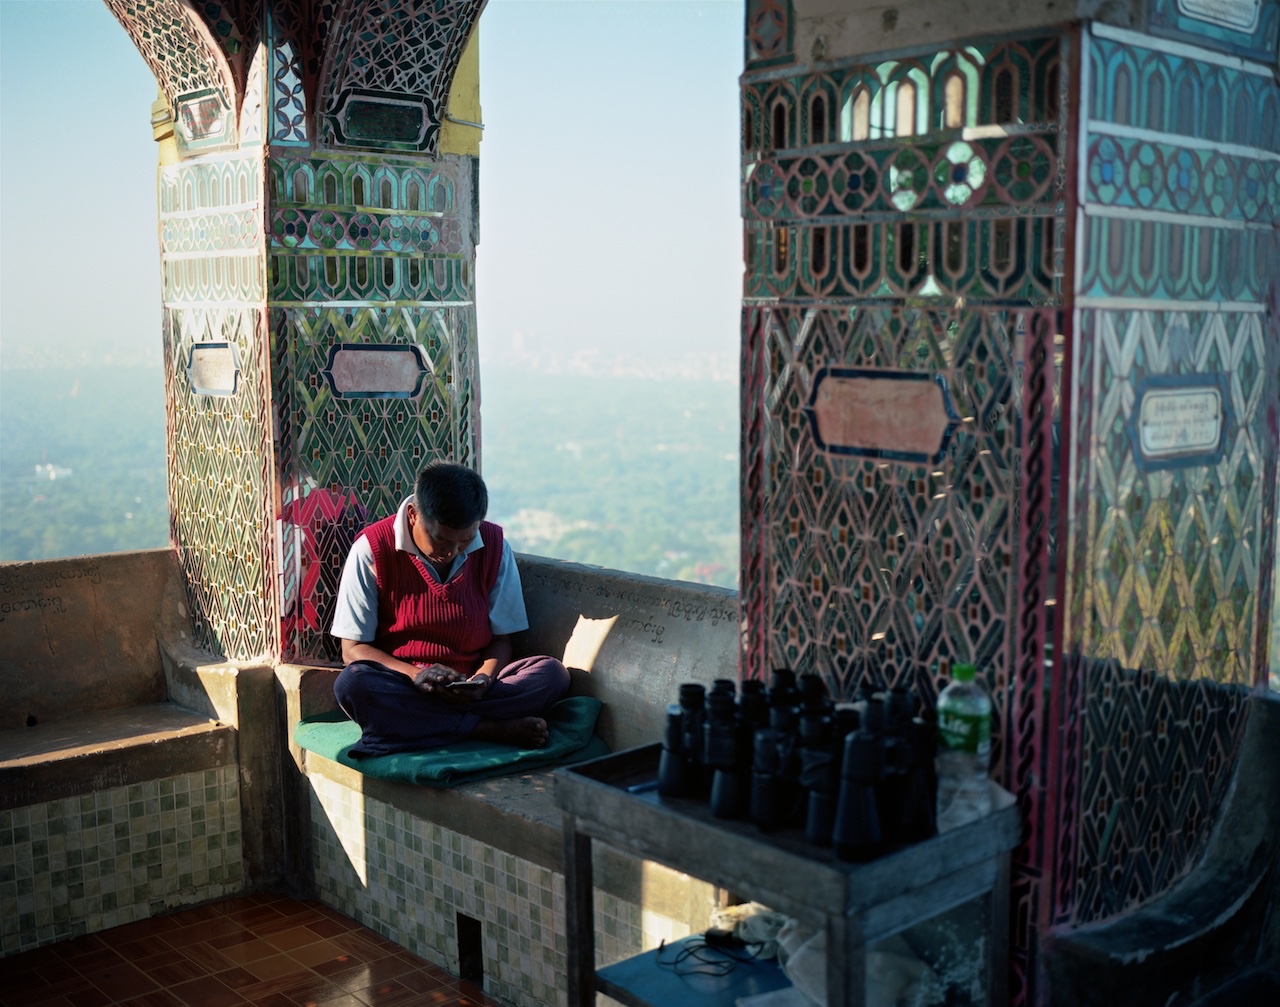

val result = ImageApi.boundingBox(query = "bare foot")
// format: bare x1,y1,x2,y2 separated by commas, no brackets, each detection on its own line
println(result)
472,716,549,748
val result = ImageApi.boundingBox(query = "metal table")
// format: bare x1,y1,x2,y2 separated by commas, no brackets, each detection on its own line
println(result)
554,743,1019,1007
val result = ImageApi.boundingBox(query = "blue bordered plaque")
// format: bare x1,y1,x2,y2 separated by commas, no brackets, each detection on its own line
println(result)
1126,373,1233,472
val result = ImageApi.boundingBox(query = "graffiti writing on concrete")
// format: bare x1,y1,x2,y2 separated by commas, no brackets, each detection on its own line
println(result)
614,616,665,645
0,563,100,621
0,596,66,620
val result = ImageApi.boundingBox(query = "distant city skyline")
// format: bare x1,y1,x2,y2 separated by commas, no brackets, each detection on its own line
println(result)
0,1,744,375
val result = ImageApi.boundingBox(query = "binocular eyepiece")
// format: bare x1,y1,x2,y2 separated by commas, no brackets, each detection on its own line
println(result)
657,683,710,799
657,675,938,860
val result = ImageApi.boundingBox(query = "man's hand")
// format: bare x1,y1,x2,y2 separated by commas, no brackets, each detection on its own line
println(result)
411,663,465,695
412,666,492,705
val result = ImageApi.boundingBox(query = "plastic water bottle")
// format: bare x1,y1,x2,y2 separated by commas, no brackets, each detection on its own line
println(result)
934,662,992,832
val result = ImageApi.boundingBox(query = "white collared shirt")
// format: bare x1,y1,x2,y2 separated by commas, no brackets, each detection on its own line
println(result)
330,496,529,643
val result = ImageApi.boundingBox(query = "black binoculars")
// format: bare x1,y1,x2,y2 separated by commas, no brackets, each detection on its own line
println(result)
657,673,938,861
657,683,710,799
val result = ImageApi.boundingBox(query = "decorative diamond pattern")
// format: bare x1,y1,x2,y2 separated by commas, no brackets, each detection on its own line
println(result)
107,0,237,153
272,151,477,662
164,303,277,658
129,6,481,663
319,0,484,155
740,20,1270,1005
1053,29,1279,940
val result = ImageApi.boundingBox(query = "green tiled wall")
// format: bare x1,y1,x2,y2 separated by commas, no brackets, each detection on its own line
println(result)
308,774,688,1007
0,766,244,956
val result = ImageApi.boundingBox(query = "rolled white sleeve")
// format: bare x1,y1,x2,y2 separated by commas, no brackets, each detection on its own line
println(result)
488,539,529,635
330,536,379,642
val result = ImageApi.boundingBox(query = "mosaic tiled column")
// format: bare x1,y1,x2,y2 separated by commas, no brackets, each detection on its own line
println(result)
106,0,486,662
739,1,1278,1003
1054,7,1279,930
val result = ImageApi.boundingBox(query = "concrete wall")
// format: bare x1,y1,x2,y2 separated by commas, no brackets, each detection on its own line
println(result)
0,550,181,730
515,554,740,751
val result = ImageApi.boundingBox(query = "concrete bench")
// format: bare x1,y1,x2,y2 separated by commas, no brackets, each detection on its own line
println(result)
0,551,242,956
1,546,744,1002
287,554,741,1007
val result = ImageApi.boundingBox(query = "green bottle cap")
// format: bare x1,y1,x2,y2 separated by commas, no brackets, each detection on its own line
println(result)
952,662,976,682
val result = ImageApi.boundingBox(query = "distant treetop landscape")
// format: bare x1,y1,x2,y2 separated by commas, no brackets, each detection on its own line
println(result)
0,360,740,590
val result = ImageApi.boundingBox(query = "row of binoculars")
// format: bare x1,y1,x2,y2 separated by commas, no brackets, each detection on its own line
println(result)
657,669,937,862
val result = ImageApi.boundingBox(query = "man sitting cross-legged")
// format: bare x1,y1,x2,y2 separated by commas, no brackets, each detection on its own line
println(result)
331,462,569,756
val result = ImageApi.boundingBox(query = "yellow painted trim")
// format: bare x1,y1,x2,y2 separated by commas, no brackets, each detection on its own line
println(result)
439,26,482,157
152,90,180,165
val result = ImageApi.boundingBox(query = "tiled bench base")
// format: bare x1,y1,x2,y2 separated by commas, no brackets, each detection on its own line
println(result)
0,766,245,956
308,773,694,1007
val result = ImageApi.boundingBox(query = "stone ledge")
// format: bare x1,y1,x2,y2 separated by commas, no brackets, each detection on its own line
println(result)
302,747,718,925
302,749,565,870
0,702,237,811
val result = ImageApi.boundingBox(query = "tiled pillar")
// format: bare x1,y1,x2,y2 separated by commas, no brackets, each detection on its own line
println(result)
105,1,486,662
738,1,1277,1002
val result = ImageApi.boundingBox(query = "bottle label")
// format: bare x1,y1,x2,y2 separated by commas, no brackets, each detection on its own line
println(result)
937,708,991,756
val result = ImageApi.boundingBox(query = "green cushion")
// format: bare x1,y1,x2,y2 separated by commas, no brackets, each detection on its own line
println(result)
293,695,608,788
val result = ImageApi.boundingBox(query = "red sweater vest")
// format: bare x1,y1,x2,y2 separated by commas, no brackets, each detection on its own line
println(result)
363,516,504,674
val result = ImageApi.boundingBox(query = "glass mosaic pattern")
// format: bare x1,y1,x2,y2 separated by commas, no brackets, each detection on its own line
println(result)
741,15,1279,1006
115,9,482,663
308,775,690,1007
1148,0,1280,62
1055,23,1280,928
267,1,338,146
160,154,278,660
745,0,793,68
740,36,1065,1003
0,767,244,957
319,0,485,155
105,0,235,134
270,153,479,663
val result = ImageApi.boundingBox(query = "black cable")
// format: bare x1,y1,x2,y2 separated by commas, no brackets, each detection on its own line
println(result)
655,934,764,977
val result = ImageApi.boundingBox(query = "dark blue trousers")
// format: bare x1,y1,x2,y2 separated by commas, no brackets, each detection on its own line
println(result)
333,656,570,756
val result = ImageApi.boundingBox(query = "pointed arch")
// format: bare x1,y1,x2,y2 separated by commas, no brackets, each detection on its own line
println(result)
186,0,259,100
318,0,486,154
104,0,239,152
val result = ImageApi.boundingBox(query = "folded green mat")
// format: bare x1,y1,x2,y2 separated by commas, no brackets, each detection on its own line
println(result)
293,695,609,788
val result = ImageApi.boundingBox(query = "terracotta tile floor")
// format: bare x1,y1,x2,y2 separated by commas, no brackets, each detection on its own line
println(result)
0,894,503,1007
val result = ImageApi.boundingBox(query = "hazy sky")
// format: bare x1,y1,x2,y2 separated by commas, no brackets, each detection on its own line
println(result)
0,0,744,370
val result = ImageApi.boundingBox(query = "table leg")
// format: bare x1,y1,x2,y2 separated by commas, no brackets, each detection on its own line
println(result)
989,852,1011,1007
563,813,595,1007
827,915,865,1007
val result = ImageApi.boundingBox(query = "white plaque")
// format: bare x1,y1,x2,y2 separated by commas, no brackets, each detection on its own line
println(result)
1137,387,1223,458
1177,0,1261,32
187,343,239,396
323,345,427,398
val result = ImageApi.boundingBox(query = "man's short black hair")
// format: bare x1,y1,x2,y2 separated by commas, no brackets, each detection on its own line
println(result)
414,462,488,528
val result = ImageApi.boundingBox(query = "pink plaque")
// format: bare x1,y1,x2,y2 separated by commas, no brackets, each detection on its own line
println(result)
806,368,958,463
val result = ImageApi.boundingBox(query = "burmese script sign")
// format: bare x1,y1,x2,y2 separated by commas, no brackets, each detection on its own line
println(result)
1177,0,1261,31
1128,374,1232,471
806,368,959,464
